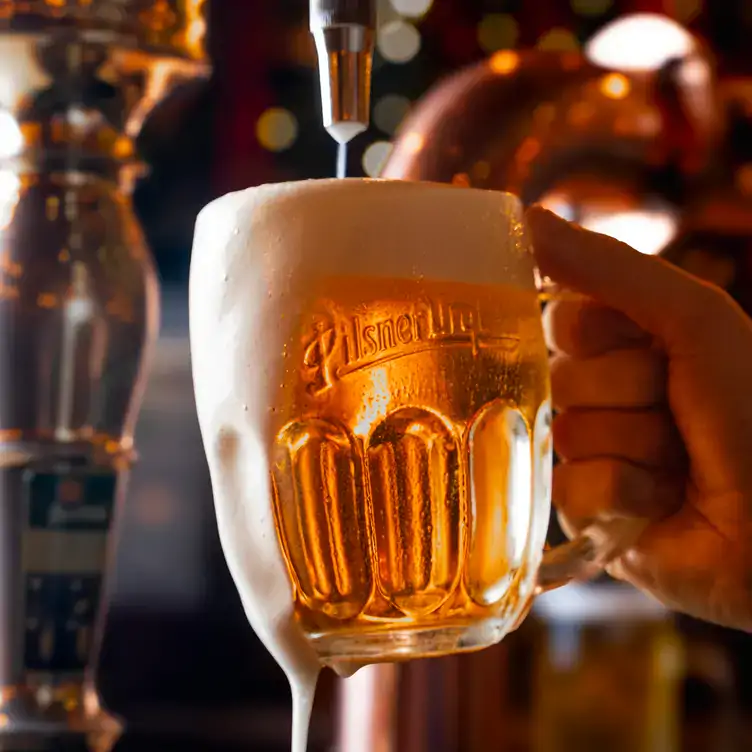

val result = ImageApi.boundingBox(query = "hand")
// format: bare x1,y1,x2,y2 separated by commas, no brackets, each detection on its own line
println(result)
527,206,752,632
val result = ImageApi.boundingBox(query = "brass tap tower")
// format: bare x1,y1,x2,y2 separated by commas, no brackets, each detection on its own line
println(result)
0,2,209,749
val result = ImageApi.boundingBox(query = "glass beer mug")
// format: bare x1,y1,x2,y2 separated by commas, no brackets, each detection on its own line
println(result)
190,179,643,669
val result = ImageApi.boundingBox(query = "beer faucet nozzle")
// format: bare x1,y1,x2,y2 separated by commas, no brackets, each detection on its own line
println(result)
310,0,376,145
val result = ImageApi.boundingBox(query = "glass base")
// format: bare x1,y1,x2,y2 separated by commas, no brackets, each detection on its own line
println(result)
310,618,510,666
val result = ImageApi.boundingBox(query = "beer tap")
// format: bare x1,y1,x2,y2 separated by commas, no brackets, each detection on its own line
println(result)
310,0,377,176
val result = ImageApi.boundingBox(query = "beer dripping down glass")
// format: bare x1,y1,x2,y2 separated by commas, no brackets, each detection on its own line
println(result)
0,1,209,749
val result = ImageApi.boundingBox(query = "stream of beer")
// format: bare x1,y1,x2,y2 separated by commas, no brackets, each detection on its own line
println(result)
337,142,347,179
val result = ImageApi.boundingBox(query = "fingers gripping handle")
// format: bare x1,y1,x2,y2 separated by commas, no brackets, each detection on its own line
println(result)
535,517,650,594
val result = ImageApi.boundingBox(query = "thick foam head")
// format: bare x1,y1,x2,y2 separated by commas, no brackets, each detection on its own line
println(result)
193,178,534,293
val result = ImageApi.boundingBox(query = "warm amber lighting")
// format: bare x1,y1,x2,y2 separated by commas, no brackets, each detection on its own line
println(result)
488,50,519,76
451,173,471,187
112,135,134,160
600,72,631,100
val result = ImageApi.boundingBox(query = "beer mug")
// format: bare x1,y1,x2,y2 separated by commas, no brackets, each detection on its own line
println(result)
190,179,642,668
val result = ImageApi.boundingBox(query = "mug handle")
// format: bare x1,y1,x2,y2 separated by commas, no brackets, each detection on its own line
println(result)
535,517,650,593
533,276,650,594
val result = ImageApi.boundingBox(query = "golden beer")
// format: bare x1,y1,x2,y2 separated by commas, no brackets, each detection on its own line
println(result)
271,275,551,662
191,178,569,672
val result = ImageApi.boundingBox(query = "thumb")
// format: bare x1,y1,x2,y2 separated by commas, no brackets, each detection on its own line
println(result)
526,206,716,348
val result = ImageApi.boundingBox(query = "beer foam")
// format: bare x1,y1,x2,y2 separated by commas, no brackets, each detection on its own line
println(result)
221,178,533,288
189,179,533,752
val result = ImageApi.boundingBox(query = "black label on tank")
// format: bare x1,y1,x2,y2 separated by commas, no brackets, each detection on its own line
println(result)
22,469,118,673
26,472,116,532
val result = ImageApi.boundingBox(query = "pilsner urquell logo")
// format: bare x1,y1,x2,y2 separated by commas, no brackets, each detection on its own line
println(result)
303,297,518,395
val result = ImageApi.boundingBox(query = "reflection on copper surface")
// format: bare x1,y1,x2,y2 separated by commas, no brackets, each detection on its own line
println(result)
585,14,696,72
581,207,678,256
384,51,603,191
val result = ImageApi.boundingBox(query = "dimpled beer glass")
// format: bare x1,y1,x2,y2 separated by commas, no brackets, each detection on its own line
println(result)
191,179,621,668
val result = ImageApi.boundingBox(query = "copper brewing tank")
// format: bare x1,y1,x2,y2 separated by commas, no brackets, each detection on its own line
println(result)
383,40,722,258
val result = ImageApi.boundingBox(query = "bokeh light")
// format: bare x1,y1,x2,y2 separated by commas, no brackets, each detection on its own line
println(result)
389,0,433,19
536,28,580,53
374,94,412,135
477,14,519,54
489,50,520,75
378,20,422,63
255,108,298,152
571,0,614,16
599,72,631,100
363,141,395,177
